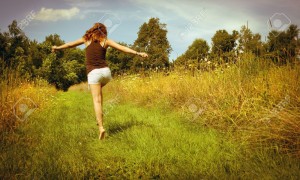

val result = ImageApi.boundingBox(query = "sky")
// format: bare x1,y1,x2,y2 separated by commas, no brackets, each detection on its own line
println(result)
0,0,299,60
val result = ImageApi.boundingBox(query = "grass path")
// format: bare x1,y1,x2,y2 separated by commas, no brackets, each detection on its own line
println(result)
1,91,299,179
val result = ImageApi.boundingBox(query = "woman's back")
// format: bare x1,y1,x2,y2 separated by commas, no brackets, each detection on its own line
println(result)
85,41,107,74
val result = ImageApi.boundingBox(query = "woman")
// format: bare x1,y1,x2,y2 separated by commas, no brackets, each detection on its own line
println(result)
52,23,148,140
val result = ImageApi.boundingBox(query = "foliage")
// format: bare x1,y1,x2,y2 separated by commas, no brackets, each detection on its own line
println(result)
0,21,86,91
175,24,299,66
175,38,209,69
106,42,133,75
132,17,172,72
211,29,238,56
238,25,264,56
266,24,299,63
1,20,299,89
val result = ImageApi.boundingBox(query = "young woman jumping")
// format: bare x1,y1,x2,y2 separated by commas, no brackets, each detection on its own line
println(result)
52,23,148,140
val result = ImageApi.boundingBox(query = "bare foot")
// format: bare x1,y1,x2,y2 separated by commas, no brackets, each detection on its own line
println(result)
99,127,105,140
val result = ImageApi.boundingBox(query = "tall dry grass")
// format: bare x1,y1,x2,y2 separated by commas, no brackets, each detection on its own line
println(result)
0,68,56,133
104,54,300,157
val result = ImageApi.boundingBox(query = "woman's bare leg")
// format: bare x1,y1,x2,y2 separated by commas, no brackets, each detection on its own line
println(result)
90,84,105,139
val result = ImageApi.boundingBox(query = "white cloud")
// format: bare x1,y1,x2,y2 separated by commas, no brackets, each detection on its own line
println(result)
35,7,80,22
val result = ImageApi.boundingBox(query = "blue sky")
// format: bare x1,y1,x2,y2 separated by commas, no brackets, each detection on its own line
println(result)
1,0,299,60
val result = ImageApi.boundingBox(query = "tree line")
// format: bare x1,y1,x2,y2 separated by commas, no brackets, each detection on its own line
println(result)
0,18,299,91
175,24,299,69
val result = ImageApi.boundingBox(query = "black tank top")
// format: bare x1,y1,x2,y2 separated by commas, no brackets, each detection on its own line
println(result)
85,40,107,74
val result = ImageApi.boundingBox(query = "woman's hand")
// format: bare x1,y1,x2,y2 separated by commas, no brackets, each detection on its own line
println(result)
137,52,148,58
51,46,58,53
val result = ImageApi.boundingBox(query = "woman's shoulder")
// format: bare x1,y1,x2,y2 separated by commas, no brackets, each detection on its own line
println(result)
105,38,118,46
84,40,91,47
105,38,112,43
103,38,112,48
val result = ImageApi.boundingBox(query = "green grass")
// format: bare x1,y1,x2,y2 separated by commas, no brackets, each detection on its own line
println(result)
1,91,299,179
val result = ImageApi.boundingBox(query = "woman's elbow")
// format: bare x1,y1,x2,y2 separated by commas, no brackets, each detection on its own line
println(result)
124,47,132,53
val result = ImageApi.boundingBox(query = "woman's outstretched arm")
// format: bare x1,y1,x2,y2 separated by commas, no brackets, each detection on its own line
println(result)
52,38,85,52
106,39,148,58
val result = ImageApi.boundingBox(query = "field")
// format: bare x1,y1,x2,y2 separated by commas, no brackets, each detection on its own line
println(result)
1,56,300,178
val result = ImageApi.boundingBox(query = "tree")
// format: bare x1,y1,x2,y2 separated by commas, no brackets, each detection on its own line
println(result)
1,21,88,91
43,34,65,58
29,40,44,70
0,30,8,62
0,20,30,68
15,46,33,78
266,24,299,63
211,29,238,63
238,25,263,56
211,30,238,55
132,18,172,72
285,24,299,57
175,38,209,69
62,48,86,83
37,34,86,91
106,42,133,74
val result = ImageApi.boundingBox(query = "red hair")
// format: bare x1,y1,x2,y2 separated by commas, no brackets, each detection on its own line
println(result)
83,23,107,42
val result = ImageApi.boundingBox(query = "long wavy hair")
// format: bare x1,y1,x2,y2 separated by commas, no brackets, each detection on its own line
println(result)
83,23,107,42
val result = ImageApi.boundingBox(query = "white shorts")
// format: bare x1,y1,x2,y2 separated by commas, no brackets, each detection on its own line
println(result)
87,67,112,86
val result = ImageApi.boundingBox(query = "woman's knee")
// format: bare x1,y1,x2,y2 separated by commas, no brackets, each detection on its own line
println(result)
93,95,102,104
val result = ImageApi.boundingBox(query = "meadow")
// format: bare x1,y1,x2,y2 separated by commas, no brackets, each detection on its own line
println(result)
1,55,300,179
